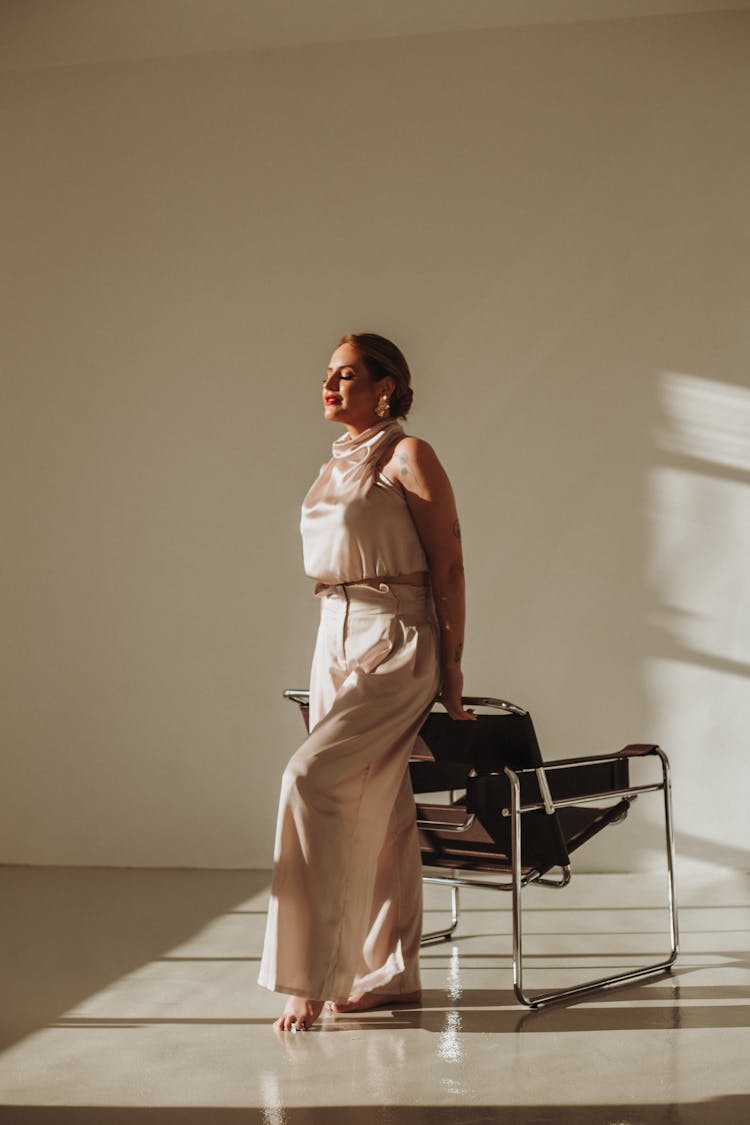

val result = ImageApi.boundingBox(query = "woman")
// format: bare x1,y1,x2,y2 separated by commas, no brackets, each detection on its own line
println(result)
258,332,474,1032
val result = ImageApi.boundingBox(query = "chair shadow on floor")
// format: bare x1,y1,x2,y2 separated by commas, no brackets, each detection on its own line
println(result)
45,961,750,1036
317,966,750,1035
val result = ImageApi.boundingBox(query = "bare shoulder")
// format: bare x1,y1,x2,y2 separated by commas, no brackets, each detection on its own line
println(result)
384,434,449,495
393,434,435,459
389,435,441,474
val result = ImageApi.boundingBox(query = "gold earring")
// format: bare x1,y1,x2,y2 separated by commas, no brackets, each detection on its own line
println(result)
375,392,390,419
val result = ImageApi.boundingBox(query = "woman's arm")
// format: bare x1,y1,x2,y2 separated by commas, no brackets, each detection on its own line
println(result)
385,437,475,722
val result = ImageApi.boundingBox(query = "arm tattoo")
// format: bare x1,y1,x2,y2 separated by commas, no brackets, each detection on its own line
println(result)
454,641,464,664
452,519,461,540
398,450,411,478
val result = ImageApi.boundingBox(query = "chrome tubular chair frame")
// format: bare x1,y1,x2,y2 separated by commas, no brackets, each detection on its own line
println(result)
415,697,679,1009
503,746,679,1008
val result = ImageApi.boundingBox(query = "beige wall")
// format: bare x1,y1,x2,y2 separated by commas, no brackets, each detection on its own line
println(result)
2,11,748,873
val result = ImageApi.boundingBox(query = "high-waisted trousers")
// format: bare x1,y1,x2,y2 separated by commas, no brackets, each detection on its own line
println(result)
257,582,440,1003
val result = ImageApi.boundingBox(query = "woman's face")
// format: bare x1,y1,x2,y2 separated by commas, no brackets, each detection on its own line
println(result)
322,342,392,433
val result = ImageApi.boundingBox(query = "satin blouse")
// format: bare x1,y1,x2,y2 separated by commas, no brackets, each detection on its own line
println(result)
301,419,429,584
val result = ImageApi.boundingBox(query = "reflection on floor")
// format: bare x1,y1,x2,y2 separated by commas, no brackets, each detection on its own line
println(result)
0,867,748,1124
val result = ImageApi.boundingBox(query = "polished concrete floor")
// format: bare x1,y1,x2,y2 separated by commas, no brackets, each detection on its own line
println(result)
0,866,748,1124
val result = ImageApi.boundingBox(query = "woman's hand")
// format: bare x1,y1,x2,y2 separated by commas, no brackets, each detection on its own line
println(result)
440,666,477,721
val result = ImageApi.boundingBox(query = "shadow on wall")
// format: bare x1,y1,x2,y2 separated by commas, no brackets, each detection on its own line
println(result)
642,823,750,873
439,183,750,876
649,372,750,684
643,372,750,872
0,867,267,1054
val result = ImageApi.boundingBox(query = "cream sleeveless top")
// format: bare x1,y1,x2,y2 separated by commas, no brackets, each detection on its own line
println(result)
301,419,429,584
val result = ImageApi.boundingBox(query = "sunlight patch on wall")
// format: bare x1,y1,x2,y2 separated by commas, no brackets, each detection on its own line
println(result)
658,371,750,472
647,370,750,871
650,371,750,669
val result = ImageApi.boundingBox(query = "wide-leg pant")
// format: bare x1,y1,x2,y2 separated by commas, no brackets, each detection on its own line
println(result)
257,582,440,1003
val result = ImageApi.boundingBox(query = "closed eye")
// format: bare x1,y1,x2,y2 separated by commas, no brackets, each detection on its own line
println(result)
323,369,357,382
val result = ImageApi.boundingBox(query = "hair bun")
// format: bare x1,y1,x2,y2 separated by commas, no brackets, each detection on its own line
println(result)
339,332,413,419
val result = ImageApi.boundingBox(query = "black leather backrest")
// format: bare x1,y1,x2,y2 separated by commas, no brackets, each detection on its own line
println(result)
411,710,570,871
416,711,544,772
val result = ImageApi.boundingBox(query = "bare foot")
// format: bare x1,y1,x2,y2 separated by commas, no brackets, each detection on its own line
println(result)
273,996,325,1032
326,989,422,1014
